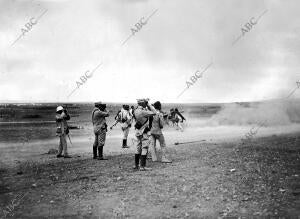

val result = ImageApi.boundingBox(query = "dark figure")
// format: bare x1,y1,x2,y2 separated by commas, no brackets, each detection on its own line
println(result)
92,102,109,160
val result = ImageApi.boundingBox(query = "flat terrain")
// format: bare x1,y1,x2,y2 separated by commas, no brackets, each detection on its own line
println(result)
0,133,299,218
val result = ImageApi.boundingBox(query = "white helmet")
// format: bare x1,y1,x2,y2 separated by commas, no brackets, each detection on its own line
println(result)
56,106,64,112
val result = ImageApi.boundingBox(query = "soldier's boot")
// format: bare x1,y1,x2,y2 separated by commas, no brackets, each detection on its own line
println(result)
98,146,107,160
146,150,152,160
149,144,158,162
122,139,129,148
161,148,172,163
93,147,98,159
133,154,140,170
125,139,129,148
140,155,152,171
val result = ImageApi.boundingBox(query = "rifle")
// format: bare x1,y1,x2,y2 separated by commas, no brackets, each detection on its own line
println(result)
63,104,73,145
110,109,122,130
110,120,119,130
67,133,73,146
174,140,206,145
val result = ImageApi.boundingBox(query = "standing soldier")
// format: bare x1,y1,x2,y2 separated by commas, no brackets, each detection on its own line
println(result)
110,105,133,148
92,101,109,160
109,108,121,130
130,105,136,121
56,106,71,158
168,108,176,126
174,108,186,131
133,99,156,171
149,101,172,163
119,105,132,148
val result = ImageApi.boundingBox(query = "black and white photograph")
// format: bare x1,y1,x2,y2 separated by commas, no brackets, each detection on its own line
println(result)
0,0,300,218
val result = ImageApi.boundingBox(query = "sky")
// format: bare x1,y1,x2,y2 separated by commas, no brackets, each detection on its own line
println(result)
0,0,299,103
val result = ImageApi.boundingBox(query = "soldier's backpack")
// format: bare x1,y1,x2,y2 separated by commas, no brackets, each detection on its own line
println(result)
134,118,149,130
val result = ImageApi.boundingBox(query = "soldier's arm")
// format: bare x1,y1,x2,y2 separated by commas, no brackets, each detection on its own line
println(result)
97,110,109,117
145,103,158,117
114,110,121,120
56,112,68,122
144,110,156,118
56,115,63,122
60,111,70,120
159,113,165,127
64,111,71,120
176,111,186,121
139,111,154,119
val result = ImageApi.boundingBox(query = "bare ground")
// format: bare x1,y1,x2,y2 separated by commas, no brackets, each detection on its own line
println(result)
0,133,300,218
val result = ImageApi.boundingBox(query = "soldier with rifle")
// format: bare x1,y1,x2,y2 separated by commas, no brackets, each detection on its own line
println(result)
55,106,71,158
110,105,132,148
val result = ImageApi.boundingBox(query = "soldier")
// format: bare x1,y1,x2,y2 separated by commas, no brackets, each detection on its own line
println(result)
168,108,186,131
149,101,172,163
174,108,186,131
174,108,185,122
168,108,176,126
55,106,71,158
109,108,121,130
133,99,156,171
120,105,132,148
92,101,109,160
111,105,132,148
130,105,136,121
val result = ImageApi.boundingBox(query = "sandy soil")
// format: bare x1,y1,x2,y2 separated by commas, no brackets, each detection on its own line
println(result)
0,132,299,218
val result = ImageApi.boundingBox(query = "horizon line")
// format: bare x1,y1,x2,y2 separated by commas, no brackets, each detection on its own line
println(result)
0,98,299,105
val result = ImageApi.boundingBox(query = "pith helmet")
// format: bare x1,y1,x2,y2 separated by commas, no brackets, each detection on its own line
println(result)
95,101,102,107
137,98,149,104
56,106,64,112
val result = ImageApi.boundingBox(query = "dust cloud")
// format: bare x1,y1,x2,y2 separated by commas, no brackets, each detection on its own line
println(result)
207,100,300,127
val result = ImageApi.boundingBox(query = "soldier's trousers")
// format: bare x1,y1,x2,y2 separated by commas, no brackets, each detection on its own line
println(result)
122,127,130,140
151,134,166,148
135,134,150,155
58,134,68,156
149,134,170,162
93,130,106,147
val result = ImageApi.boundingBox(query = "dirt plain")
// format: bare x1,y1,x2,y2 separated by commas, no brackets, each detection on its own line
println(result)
0,132,299,218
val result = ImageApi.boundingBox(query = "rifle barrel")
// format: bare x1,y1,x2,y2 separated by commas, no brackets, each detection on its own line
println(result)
174,140,205,145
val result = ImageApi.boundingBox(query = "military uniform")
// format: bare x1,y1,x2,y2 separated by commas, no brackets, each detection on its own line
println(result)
133,99,156,170
174,108,185,131
92,102,109,160
56,106,71,158
149,101,172,163
118,106,132,148
168,108,185,131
